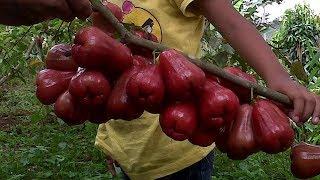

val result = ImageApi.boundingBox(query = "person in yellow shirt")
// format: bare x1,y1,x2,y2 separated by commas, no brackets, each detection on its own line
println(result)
96,1,320,179
1,0,320,180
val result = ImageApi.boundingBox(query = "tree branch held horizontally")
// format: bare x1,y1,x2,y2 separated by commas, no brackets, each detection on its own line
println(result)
89,0,292,106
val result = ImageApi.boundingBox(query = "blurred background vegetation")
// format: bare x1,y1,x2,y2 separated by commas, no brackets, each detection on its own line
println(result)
0,0,319,179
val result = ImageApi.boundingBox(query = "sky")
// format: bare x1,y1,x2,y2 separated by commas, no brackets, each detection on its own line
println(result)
258,0,320,22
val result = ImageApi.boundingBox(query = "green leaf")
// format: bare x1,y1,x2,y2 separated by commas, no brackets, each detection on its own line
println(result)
20,158,30,166
290,61,309,83
213,51,229,67
42,171,53,178
30,112,44,122
58,142,67,150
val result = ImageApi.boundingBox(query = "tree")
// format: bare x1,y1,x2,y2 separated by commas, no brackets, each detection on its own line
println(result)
272,4,320,83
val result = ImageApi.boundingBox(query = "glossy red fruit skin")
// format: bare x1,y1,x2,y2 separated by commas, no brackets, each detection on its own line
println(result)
270,100,291,117
133,55,152,67
226,104,258,160
221,67,257,103
45,44,78,71
88,106,109,124
216,131,231,154
290,142,320,179
189,127,217,147
106,67,144,120
159,49,206,101
91,1,124,37
127,30,158,59
36,69,75,105
69,69,111,106
252,99,295,154
54,91,89,125
199,79,240,130
127,65,165,114
205,71,220,83
72,26,133,75
159,103,198,141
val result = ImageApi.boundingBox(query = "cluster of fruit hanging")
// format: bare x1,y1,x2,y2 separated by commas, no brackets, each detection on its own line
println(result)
34,2,320,179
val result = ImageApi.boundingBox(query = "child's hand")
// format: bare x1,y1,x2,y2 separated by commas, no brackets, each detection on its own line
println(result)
21,0,93,23
268,77,320,125
1,0,92,26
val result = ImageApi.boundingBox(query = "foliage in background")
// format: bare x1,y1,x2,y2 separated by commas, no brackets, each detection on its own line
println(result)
272,4,320,84
0,19,89,85
272,4,319,65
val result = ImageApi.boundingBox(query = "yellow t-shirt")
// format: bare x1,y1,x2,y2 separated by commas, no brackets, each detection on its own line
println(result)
94,0,214,179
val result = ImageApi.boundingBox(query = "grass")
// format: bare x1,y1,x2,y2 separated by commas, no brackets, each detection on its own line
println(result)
0,76,319,179
0,76,117,179
213,150,294,180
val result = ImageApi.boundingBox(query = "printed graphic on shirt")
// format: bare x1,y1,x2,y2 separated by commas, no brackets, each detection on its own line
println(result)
121,0,163,42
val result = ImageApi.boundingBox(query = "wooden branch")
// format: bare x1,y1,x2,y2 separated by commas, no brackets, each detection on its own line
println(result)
90,0,167,52
89,0,292,106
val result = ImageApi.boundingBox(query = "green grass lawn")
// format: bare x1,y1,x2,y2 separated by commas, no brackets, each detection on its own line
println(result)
0,76,319,179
